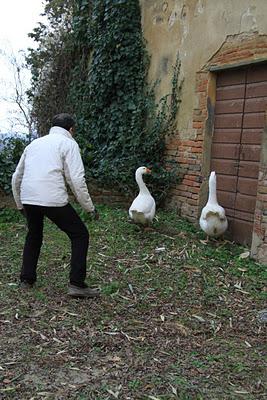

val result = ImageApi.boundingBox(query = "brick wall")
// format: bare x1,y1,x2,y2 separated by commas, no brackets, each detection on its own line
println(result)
165,69,210,221
88,179,130,208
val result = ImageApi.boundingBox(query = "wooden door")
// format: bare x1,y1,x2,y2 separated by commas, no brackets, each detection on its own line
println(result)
211,63,267,245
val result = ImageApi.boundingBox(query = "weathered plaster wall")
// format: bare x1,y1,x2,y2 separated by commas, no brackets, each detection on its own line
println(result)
140,0,267,138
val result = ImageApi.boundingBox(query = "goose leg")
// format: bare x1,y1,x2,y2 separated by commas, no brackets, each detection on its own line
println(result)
144,226,154,232
203,235,209,243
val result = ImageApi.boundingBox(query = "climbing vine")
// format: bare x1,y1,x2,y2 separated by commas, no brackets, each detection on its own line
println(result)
26,0,183,203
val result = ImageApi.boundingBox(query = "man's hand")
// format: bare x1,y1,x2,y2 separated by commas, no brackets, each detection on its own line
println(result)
90,208,99,221
19,208,26,217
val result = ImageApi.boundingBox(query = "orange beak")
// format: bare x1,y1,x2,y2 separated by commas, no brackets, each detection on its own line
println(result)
146,168,152,174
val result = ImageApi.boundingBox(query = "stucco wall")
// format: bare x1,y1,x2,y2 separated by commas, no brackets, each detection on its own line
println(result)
140,0,267,138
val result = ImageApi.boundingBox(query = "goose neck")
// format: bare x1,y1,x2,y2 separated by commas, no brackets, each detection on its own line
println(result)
208,176,218,204
136,173,150,194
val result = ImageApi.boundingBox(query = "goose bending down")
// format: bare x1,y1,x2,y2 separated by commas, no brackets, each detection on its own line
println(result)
199,171,228,238
129,166,156,226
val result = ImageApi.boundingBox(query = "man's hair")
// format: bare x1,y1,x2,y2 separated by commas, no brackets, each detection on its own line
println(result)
52,113,75,131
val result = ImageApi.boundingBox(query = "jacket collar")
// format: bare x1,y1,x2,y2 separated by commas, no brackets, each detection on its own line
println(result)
49,126,74,140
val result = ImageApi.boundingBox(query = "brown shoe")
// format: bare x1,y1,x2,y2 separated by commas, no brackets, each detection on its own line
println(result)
68,284,100,298
19,281,34,289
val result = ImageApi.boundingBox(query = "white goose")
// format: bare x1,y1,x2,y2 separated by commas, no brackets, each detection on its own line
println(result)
129,166,156,226
199,171,228,238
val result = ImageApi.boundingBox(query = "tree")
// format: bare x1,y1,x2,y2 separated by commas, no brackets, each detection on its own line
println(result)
26,0,77,135
0,49,35,140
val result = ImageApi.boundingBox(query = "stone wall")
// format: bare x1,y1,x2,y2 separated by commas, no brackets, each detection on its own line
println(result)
0,184,130,211
88,179,131,208
0,190,15,209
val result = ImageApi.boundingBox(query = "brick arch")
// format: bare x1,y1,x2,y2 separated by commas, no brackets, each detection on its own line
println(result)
204,32,267,70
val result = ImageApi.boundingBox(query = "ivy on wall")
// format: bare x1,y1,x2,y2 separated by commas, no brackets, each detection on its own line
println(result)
24,0,183,203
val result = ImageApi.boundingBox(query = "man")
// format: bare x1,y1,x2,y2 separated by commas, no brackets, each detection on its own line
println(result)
12,113,100,298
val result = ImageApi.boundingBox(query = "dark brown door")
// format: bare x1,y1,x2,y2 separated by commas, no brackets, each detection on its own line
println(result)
211,63,267,245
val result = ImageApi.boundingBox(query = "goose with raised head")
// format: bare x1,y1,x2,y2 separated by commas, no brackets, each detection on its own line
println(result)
129,166,156,226
199,171,228,238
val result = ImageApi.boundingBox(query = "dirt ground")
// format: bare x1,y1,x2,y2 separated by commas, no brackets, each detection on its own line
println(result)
0,206,266,399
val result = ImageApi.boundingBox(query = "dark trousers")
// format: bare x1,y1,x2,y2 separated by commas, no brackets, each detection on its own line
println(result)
21,204,89,287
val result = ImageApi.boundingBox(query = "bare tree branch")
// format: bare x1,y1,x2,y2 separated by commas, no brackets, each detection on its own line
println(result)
0,48,35,140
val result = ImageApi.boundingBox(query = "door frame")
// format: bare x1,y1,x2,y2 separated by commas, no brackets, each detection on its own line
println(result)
199,61,267,256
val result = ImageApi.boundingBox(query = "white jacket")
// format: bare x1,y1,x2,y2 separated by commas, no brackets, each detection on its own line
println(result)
11,126,95,212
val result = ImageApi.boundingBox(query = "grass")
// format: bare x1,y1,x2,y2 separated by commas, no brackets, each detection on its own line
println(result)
0,204,266,400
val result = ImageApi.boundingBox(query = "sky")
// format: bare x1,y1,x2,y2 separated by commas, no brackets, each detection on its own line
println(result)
0,0,45,134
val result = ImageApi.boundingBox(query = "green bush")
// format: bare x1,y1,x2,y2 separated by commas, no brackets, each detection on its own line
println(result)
0,136,28,193
0,207,24,223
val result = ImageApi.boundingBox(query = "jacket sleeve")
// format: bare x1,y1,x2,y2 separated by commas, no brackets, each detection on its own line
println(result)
11,150,26,209
63,142,95,212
